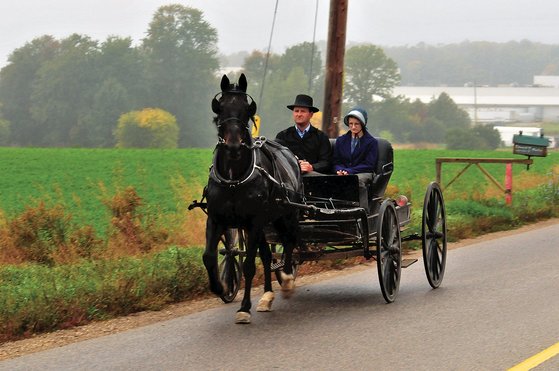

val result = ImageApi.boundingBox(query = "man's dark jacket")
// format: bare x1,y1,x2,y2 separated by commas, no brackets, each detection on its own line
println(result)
275,125,332,174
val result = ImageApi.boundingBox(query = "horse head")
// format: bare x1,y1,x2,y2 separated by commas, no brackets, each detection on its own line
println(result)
212,74,257,157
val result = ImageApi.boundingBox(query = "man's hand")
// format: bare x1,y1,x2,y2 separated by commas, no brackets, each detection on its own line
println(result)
336,170,349,175
299,160,314,173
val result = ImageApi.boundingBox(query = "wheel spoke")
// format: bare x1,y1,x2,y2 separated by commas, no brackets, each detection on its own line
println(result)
391,259,400,292
427,195,436,232
383,257,392,292
425,238,433,264
434,203,443,234
380,246,389,263
431,243,441,281
430,240,440,280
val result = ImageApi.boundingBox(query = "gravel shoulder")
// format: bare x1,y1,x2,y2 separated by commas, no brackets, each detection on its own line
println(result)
1,218,557,361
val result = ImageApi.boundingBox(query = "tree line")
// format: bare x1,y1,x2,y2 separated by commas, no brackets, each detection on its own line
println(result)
384,40,559,86
0,5,219,148
241,43,499,149
2,4,544,148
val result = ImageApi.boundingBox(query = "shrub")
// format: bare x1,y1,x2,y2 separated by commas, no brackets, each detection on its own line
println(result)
446,124,501,150
115,108,179,148
8,203,69,265
105,186,169,255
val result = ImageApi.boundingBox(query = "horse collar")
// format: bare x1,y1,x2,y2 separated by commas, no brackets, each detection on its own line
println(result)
210,147,258,188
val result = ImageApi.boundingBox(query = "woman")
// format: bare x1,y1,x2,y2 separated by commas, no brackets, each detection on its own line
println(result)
333,107,378,208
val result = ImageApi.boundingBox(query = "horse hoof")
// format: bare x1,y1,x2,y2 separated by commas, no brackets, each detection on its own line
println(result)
256,291,275,312
235,311,251,324
280,272,295,299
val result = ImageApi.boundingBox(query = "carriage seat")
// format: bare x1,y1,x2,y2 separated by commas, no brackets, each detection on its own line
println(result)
328,137,394,198
371,137,394,197
302,137,393,206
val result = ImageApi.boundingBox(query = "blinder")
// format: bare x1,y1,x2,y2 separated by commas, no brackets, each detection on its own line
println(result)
212,91,257,117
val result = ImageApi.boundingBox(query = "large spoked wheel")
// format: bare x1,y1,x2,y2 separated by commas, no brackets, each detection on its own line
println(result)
376,200,402,303
422,182,447,289
271,244,298,285
218,229,243,303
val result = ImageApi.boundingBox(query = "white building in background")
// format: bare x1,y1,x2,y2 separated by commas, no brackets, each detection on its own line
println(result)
393,78,559,124
534,75,559,88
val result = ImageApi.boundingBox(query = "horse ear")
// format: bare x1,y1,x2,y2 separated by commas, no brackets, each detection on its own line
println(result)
220,75,230,92
238,74,247,93
212,97,220,114
248,100,257,117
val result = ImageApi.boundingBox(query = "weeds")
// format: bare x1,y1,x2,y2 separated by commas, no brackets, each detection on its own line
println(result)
0,247,206,342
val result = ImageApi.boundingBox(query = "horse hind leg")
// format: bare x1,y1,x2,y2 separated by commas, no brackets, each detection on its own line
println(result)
273,217,298,299
280,271,295,299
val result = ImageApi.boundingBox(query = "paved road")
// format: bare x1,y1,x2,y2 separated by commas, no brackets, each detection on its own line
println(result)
1,223,558,370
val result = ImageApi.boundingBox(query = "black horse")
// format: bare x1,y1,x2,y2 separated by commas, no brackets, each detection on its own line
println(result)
204,74,302,324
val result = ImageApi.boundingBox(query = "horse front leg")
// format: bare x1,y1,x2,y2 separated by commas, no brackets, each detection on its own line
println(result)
235,229,259,324
256,231,274,312
203,217,225,296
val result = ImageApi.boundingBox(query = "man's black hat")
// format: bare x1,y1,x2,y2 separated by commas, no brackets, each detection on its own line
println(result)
286,94,319,112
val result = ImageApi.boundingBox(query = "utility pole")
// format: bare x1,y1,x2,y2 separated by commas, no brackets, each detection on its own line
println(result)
321,0,348,138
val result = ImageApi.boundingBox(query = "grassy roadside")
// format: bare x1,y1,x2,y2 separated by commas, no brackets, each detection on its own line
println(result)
0,181,557,343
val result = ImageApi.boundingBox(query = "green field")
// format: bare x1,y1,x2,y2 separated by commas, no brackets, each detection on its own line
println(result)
0,147,557,238
0,147,212,235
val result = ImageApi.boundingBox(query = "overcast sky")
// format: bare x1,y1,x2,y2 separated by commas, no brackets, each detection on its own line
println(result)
1,0,558,68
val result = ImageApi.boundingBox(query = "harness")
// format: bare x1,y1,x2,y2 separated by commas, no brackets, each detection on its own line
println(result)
210,137,282,188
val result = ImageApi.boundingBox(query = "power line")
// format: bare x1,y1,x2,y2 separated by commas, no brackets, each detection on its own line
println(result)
258,0,279,108
308,0,320,93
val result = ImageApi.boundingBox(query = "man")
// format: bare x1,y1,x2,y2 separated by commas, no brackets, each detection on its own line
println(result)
275,94,332,175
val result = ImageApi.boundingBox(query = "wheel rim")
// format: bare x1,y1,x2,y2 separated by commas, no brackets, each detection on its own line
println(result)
376,201,401,303
219,254,241,303
422,182,447,288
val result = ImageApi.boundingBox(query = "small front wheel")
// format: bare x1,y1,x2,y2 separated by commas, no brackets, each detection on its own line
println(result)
218,229,243,303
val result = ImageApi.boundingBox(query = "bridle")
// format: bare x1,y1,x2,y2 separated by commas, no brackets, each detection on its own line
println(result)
213,91,256,148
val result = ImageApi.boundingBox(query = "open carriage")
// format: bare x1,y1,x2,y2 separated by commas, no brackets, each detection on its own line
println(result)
200,136,447,304
189,74,447,323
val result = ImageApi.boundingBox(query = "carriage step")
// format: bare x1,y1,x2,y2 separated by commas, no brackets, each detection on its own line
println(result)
402,258,418,268
270,261,284,271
